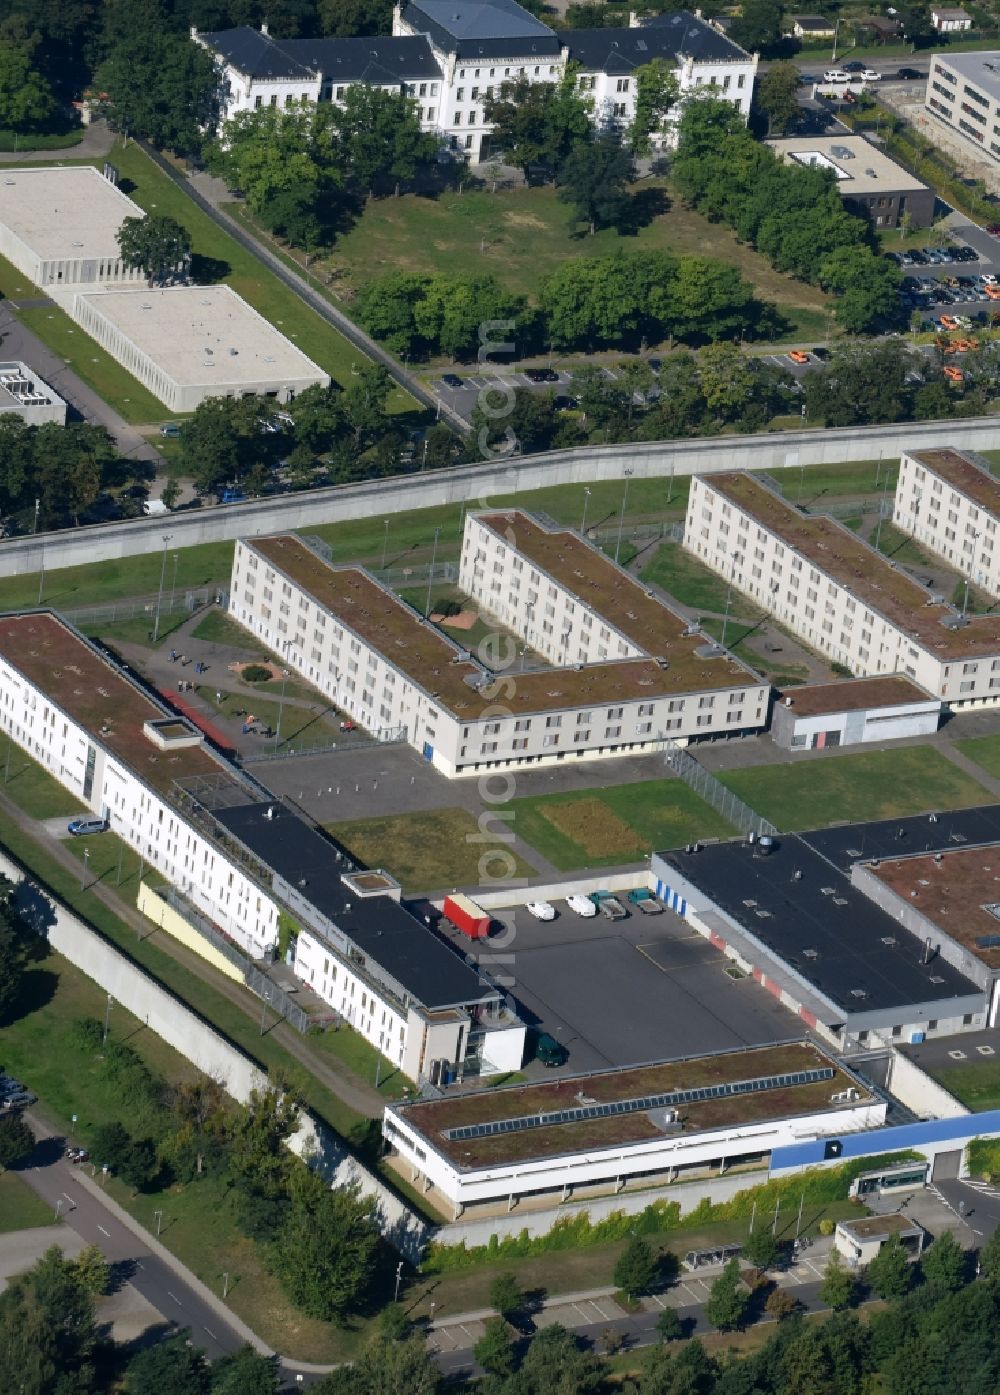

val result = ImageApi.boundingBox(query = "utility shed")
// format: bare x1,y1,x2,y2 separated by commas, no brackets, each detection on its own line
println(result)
771,676,941,750
835,1213,925,1267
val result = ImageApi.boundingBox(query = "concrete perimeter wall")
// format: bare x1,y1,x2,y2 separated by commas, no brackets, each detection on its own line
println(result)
887,1048,969,1120
6,414,1000,580
2,848,428,1260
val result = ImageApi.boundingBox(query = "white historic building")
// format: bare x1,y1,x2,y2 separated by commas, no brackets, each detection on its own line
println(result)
195,2,756,162
228,520,768,778
894,447,1000,601
686,471,1000,706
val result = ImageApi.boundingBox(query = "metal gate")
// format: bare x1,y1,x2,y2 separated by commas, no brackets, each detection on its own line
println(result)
932,1149,961,1180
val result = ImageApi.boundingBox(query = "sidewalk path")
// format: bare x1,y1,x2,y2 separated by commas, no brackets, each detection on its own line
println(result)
0,119,114,164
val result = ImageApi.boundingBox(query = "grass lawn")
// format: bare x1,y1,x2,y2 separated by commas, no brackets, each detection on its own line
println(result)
508,780,735,871
330,806,536,892
17,297,174,425
641,543,763,618
325,181,834,340
697,617,810,687
2,947,366,1362
0,1172,59,1232
927,1059,1000,1112
108,143,415,410
0,742,86,820
191,609,267,649
768,459,899,504
956,733,1000,780
194,687,338,748
719,746,993,832
309,1024,413,1102
0,542,235,615
77,610,190,649
871,520,936,568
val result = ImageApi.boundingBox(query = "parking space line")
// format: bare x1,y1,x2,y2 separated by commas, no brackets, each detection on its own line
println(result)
458,1323,479,1340
590,1301,612,1320
680,1281,703,1302
648,1293,667,1309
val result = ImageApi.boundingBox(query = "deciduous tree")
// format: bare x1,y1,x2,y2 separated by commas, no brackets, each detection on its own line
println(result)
629,58,679,154
0,1246,100,1395
705,1256,750,1331
558,134,635,234
0,45,55,130
97,33,217,155
756,61,801,135
866,1236,913,1300
820,1250,857,1310
116,214,191,285
614,1236,658,1300
0,1113,33,1171
126,1328,210,1395
267,1169,380,1322
475,1315,516,1375
489,1272,524,1320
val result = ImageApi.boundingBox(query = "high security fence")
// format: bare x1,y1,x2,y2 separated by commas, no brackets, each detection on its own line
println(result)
662,736,778,839
66,587,227,632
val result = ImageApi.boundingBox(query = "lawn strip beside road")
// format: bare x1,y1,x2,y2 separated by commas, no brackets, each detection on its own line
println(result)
0,1170,60,1232
719,746,994,831
956,733,1000,781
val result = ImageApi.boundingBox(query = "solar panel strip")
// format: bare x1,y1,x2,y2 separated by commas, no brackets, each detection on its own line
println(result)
441,1068,836,1141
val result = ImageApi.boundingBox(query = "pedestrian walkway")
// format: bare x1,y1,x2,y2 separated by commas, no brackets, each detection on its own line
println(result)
0,119,113,165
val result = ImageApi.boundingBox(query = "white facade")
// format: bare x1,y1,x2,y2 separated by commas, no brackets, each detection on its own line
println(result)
931,7,973,31
0,166,146,290
70,285,328,414
0,614,280,958
198,7,756,164
895,448,1000,601
685,472,1000,707
229,522,768,779
926,51,1000,160
384,1063,885,1217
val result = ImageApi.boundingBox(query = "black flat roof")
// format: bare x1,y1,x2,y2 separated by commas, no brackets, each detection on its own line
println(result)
214,803,495,1012
800,804,1000,874
659,836,981,1016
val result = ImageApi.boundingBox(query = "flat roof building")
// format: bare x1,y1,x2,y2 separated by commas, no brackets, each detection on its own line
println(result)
770,676,941,751
383,1040,884,1218
0,166,147,289
0,610,516,1084
766,135,934,229
926,51,1000,161
228,520,769,777
652,831,986,1046
686,470,1000,706
71,285,329,413
0,361,67,426
835,1213,925,1267
894,448,1000,600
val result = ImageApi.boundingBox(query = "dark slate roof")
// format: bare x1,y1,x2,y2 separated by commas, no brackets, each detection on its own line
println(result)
214,802,496,1012
567,10,751,72
659,837,981,1017
200,26,441,83
402,0,561,58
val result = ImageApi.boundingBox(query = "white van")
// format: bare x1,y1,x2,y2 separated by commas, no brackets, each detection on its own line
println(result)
823,69,851,82
143,499,170,516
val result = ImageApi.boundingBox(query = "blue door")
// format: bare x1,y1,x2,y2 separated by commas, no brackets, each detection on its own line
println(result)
422,742,433,760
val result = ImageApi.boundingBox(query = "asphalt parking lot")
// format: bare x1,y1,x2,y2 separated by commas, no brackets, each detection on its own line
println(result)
453,899,802,1073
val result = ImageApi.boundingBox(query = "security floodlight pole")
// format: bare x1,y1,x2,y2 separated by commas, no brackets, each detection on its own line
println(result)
152,534,173,644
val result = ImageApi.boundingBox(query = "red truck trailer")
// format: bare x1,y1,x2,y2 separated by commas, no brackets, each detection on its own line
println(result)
443,893,491,940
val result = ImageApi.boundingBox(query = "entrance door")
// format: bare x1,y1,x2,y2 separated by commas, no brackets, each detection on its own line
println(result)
932,1150,961,1181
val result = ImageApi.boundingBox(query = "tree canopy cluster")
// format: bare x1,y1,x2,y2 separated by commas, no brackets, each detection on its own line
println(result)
673,96,903,333
206,88,440,247
0,418,136,529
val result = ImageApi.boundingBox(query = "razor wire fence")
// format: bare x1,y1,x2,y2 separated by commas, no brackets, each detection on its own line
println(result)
662,736,778,838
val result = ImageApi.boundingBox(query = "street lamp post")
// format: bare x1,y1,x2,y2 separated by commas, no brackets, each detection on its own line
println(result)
580,486,592,537
425,527,441,616
614,469,634,564
394,1260,404,1303
152,534,173,644
33,498,40,535
81,847,90,892
102,992,113,1047
381,519,390,571
154,1209,163,1236
170,553,179,611
274,668,290,746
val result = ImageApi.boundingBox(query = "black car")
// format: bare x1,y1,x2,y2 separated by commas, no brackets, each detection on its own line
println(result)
909,249,929,264
896,66,921,80
440,373,464,389
843,59,865,72
955,245,979,261
810,346,830,360
553,395,579,411
524,367,558,383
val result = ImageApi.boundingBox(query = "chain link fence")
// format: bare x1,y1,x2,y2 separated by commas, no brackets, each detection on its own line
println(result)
662,737,778,838
240,723,407,764
66,587,227,631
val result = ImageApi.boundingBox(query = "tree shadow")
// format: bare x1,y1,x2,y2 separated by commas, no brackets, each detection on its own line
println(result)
188,254,231,284
616,186,671,236
0,966,58,1027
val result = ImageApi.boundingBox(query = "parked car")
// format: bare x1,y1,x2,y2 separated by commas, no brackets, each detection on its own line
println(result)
842,59,865,72
2,1090,36,1109
159,424,181,438
338,720,356,732
440,373,464,389
532,1030,568,1068
67,817,109,837
524,367,558,383
987,223,1000,236
823,68,851,82
566,892,598,917
66,1147,90,1165
526,900,556,921
860,68,881,81
896,67,921,80
810,346,830,360
944,364,965,382
788,350,810,364
908,249,929,264
954,245,979,261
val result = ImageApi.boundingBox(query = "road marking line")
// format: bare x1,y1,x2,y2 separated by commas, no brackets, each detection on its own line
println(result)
97,1225,110,1237
649,1294,666,1309
203,1327,216,1340
591,1302,610,1320
62,1193,77,1207
680,1282,701,1302
167,1291,182,1305
571,1303,591,1321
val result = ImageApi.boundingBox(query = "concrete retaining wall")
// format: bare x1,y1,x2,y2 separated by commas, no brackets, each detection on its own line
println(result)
887,1048,969,1120
7,415,1000,580
468,870,652,911
434,1169,764,1248
2,849,428,1260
